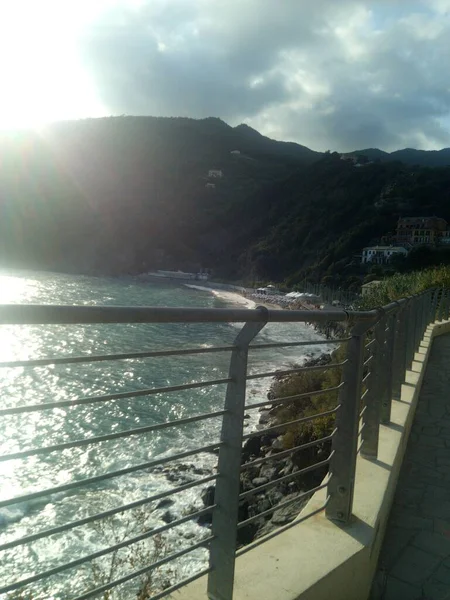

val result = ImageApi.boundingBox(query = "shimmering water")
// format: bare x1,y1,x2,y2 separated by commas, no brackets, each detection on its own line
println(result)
0,270,329,599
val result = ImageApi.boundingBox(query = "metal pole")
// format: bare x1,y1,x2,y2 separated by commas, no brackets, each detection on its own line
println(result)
413,296,421,354
381,312,396,424
432,288,440,323
361,312,386,459
405,301,416,369
326,319,369,523
438,287,445,321
392,304,405,401
444,289,450,321
208,317,267,600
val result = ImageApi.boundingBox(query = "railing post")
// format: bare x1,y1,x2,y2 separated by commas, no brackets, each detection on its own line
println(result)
381,312,396,424
391,303,406,401
326,319,370,524
437,287,444,321
361,311,385,459
406,300,417,369
431,287,440,323
413,295,419,350
207,314,267,600
443,288,450,321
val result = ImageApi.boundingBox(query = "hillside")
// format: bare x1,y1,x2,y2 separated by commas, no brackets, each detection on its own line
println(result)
1,116,450,282
348,147,450,167
0,117,320,274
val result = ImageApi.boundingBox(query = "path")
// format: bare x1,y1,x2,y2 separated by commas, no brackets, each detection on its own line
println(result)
371,334,450,600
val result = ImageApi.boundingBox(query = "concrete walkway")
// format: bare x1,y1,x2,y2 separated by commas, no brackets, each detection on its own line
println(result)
371,334,450,600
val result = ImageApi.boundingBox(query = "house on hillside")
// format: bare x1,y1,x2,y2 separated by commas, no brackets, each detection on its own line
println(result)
205,183,216,190
440,230,450,244
361,280,382,296
230,150,241,155
394,217,447,247
361,246,408,265
208,169,223,178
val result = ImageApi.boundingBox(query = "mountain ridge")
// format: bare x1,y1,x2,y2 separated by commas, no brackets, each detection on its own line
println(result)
1,115,450,283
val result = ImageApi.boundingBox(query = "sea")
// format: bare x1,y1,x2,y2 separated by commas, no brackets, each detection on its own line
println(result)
0,270,330,599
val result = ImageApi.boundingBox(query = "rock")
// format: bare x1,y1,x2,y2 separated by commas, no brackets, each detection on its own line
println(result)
242,436,262,462
161,510,176,524
258,465,277,481
260,433,278,446
259,411,271,425
271,436,285,451
201,485,215,508
252,477,269,487
156,498,174,510
270,492,309,526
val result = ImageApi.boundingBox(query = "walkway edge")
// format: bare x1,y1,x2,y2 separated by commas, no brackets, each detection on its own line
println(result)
175,320,450,600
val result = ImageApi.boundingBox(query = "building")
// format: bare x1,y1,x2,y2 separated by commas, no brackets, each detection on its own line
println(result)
361,246,408,265
440,230,450,244
230,150,241,155
208,169,223,178
205,183,216,189
361,280,382,296
395,217,447,247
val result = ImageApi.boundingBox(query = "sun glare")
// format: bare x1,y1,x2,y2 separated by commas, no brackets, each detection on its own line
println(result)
0,0,108,130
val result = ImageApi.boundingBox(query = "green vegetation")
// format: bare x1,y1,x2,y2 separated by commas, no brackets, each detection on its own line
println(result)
271,265,450,455
1,117,450,282
270,345,346,453
359,265,450,308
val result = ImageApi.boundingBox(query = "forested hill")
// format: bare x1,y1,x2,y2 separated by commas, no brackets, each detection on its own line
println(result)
1,116,450,282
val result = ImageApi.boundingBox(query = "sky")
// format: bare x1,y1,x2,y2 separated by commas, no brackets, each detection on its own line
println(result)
1,0,450,152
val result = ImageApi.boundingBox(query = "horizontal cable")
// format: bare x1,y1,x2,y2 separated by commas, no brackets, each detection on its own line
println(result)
365,339,376,350
237,479,330,528
239,452,333,500
245,382,344,411
0,377,231,417
241,429,337,471
360,405,368,418
72,541,212,600
147,568,212,600
0,510,215,595
0,530,214,600
1,409,226,462
250,338,350,351
246,360,347,381
359,423,366,436
236,497,330,557
361,388,369,402
0,345,234,369
363,355,374,367
242,406,340,440
0,442,221,510
362,371,371,385
0,474,217,553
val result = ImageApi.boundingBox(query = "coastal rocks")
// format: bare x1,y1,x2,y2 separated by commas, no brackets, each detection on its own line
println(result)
196,348,334,547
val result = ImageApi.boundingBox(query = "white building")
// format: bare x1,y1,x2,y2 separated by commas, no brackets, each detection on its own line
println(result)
208,169,223,178
440,231,450,244
361,246,408,265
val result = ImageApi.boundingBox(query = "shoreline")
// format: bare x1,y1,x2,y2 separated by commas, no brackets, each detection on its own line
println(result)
186,281,335,544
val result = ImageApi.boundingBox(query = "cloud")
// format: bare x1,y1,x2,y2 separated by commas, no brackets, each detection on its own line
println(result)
78,0,450,151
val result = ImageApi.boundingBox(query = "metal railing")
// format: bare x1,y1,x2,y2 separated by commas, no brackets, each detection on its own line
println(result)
0,288,448,600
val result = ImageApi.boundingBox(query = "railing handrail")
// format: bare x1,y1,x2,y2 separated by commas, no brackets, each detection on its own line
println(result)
0,286,447,600
0,303,379,324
